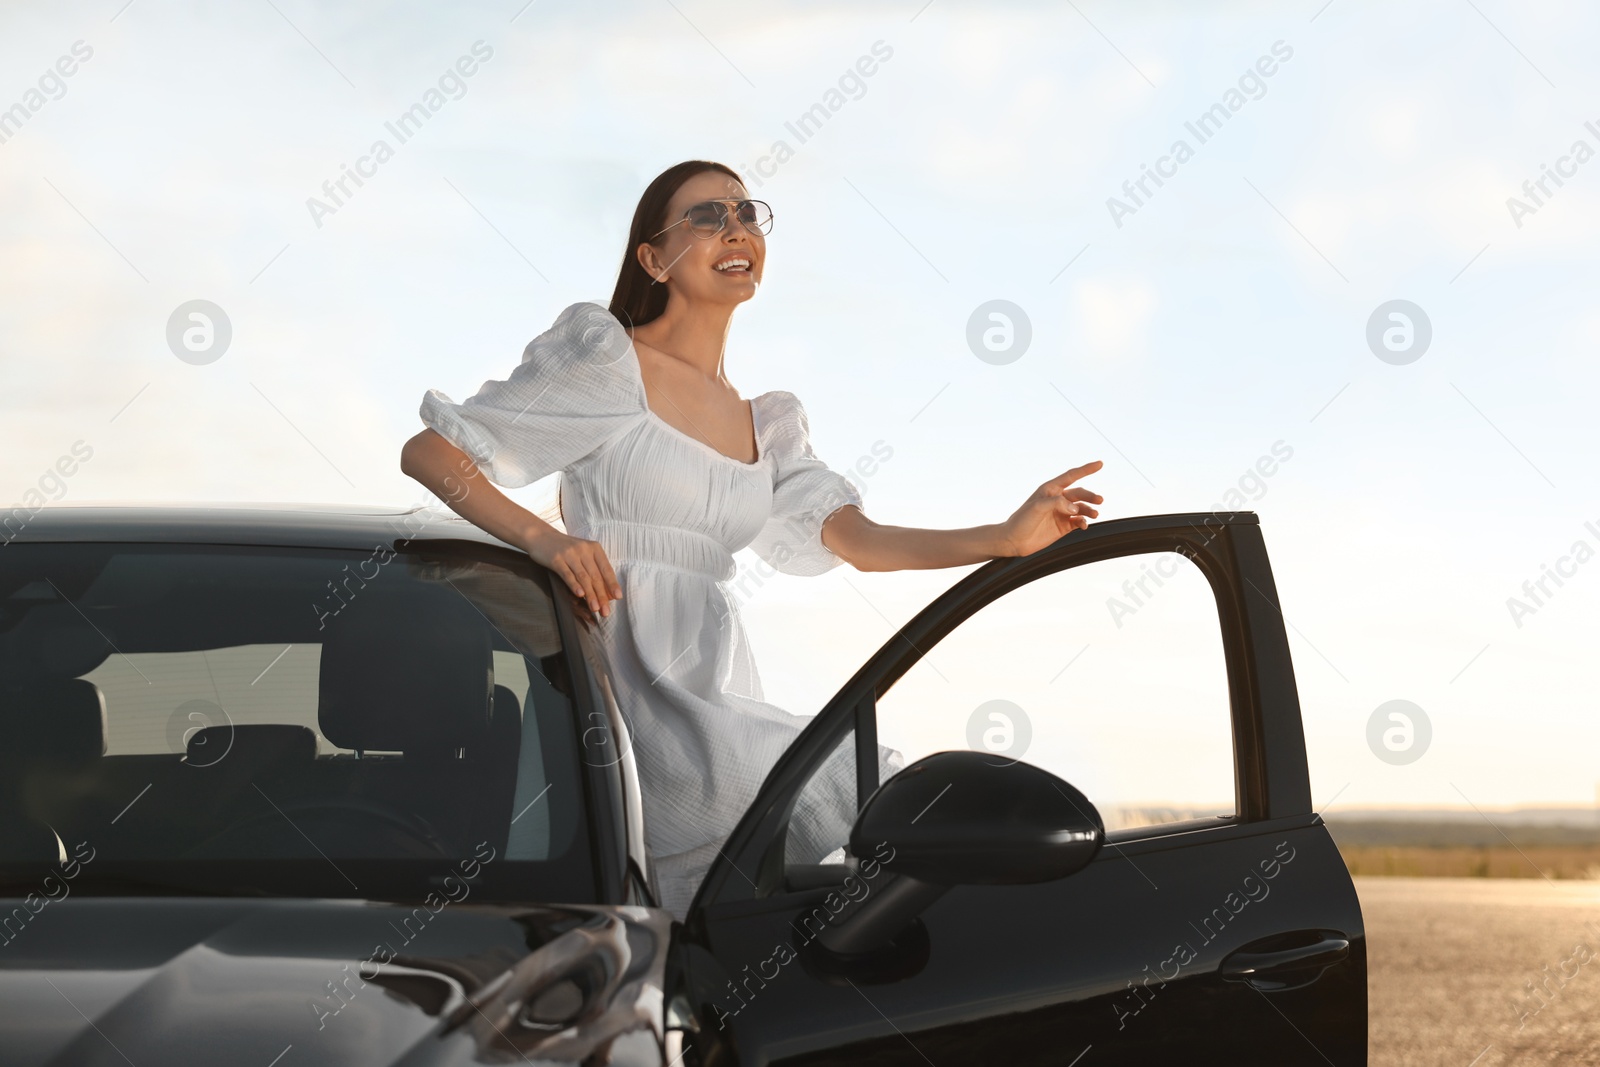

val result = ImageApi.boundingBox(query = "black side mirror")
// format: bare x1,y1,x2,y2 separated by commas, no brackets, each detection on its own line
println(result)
815,751,1103,959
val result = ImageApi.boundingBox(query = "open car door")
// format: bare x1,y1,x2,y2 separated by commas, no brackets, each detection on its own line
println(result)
668,512,1366,1066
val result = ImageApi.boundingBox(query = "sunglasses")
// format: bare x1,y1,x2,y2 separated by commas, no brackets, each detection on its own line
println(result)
650,199,774,241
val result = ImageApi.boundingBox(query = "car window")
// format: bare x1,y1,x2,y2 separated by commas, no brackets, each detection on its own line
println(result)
784,729,878,869
880,550,1235,829
784,550,1235,865
0,542,594,903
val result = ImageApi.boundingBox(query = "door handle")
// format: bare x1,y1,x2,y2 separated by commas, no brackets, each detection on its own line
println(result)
1220,932,1350,991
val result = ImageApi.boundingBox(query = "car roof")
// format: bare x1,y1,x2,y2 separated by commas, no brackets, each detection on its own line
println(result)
6,503,1258,553
4,502,518,553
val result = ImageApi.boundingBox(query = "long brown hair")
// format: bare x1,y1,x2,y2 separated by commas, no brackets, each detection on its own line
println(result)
608,160,745,330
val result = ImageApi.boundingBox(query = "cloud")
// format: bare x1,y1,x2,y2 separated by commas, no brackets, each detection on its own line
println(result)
1072,279,1156,366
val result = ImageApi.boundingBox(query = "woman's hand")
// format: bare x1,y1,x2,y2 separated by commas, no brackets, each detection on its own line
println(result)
526,528,623,620
998,460,1105,558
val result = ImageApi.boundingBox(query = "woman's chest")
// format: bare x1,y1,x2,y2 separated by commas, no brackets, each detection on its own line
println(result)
569,417,774,538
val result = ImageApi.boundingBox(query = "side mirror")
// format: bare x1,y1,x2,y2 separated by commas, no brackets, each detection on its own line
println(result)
815,751,1103,959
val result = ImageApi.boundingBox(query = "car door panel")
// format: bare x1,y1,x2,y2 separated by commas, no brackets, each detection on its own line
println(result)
686,817,1362,1066
678,514,1366,1066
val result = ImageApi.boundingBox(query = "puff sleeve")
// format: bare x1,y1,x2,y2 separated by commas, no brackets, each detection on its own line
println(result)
418,302,647,487
746,391,865,576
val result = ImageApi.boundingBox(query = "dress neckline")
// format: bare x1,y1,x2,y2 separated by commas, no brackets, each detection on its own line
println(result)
643,402,765,468
593,303,769,468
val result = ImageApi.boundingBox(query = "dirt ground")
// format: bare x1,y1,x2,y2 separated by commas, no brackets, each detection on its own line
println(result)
1359,876,1600,1066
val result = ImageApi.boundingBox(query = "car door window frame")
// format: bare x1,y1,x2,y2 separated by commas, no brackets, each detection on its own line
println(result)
689,513,1314,916
549,571,657,907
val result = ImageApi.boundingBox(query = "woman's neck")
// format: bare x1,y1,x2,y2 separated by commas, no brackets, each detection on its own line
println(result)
630,301,737,381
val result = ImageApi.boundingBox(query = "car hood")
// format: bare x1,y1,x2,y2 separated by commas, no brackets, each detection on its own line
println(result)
0,896,675,1067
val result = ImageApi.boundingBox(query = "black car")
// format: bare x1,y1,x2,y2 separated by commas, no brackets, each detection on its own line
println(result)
0,504,1365,1065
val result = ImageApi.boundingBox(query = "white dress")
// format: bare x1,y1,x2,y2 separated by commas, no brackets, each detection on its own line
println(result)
419,301,900,917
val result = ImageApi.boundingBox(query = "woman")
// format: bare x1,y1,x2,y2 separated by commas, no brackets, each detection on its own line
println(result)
400,160,1104,917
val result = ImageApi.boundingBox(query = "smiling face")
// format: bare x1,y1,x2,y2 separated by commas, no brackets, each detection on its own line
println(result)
637,169,765,311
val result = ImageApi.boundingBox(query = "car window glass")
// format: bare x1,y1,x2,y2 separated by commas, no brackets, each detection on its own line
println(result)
784,729,888,869
0,543,594,902
875,551,1235,833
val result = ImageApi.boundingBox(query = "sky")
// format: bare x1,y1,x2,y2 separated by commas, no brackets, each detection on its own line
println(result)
2,0,1597,815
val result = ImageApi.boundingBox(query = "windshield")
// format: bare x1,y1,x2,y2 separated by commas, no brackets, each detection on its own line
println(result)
0,540,594,903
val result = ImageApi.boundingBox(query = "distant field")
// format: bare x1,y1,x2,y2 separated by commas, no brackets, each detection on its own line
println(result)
1329,820,1600,880
1340,846,1600,879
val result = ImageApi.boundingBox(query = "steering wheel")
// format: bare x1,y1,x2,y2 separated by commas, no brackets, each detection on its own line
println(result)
184,796,454,861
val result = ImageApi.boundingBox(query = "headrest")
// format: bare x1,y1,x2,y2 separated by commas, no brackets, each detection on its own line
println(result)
479,684,522,759
492,684,521,722
5,603,117,679
317,595,493,754
0,678,106,765
186,724,317,769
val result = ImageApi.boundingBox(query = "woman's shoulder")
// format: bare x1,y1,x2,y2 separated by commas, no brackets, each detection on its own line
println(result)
753,390,824,460
525,301,638,371
548,299,624,334
754,388,804,419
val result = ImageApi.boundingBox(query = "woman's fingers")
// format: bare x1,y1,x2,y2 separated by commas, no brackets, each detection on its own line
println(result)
554,551,600,613
535,536,621,619
1039,467,1104,510
1056,495,1098,526
1038,462,1105,529
573,541,623,616
554,559,593,615
1050,460,1104,490
573,552,611,615
582,543,622,615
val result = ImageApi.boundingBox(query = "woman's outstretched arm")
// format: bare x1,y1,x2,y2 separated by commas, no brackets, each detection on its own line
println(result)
400,428,624,616
820,460,1104,573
